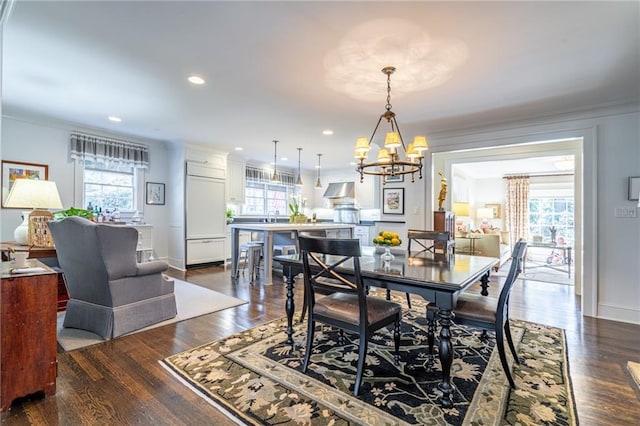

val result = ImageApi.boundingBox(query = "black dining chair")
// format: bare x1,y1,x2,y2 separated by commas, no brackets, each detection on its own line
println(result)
388,230,452,309
298,236,402,396
451,239,528,388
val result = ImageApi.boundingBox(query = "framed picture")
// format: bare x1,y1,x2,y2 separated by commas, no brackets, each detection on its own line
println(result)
1,160,49,208
629,176,640,201
383,166,404,183
485,203,501,218
383,187,404,215
146,182,165,205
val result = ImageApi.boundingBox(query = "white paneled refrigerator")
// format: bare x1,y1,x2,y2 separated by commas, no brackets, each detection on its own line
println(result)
185,162,226,265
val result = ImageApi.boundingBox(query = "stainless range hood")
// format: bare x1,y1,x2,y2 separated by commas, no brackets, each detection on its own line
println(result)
323,182,355,199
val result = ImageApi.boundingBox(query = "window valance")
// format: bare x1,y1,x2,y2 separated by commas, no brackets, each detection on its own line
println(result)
246,165,294,186
70,132,149,168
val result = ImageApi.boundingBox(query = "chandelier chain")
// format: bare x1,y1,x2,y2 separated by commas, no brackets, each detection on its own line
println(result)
386,71,392,112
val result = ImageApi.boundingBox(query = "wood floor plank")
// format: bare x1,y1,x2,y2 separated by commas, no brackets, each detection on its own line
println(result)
1,265,639,424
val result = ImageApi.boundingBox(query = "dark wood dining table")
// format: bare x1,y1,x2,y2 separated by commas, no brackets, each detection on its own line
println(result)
274,247,498,407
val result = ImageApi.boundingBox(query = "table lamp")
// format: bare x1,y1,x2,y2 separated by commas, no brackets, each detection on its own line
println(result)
452,202,469,233
476,207,494,231
4,179,63,245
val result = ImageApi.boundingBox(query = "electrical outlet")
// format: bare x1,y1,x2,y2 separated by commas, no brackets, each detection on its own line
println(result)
614,207,637,218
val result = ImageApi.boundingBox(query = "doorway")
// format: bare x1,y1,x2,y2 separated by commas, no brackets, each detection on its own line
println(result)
433,138,583,293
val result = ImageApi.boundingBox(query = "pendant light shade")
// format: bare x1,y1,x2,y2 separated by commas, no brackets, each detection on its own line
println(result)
315,153,322,189
271,140,279,181
296,147,303,186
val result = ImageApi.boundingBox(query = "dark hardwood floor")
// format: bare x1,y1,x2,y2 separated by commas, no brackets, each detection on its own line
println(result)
2,264,639,425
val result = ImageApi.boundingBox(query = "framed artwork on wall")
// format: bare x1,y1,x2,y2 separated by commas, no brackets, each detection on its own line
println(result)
146,182,165,205
383,187,404,215
1,160,49,208
383,166,404,183
628,176,640,201
485,203,501,218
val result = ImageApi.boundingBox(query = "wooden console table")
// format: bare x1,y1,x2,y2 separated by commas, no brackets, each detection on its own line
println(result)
1,260,58,411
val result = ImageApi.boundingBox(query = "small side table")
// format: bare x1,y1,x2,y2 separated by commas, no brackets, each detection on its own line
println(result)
458,234,482,255
1,259,58,412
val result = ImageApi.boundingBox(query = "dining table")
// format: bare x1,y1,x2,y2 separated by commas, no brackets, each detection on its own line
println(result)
274,247,498,408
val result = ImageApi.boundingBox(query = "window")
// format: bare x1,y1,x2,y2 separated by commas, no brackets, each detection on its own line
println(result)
83,161,137,212
528,197,574,244
242,181,294,215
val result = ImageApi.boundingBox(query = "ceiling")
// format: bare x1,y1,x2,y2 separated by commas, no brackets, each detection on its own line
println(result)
3,1,639,171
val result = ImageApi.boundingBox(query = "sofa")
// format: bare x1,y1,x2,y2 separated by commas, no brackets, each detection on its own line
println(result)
455,231,511,271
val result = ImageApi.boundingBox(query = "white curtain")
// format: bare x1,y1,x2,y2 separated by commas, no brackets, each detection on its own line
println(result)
504,175,530,247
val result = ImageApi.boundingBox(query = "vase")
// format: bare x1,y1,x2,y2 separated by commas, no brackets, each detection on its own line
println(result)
381,246,395,261
290,214,307,224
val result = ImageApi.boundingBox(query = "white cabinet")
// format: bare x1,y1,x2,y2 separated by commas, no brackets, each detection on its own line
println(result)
354,225,373,247
227,159,246,203
186,239,226,264
325,228,353,239
132,224,153,261
186,155,227,266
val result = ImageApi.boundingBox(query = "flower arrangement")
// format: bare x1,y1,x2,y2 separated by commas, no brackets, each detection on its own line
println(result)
288,194,307,223
373,231,402,246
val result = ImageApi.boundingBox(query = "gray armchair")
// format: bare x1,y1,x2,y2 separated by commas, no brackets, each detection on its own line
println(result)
49,217,176,339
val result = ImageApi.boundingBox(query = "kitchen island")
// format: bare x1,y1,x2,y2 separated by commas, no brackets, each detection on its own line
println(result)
229,222,355,284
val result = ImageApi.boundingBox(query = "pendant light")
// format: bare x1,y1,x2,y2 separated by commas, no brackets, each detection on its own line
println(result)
315,153,323,188
295,147,304,186
271,140,279,182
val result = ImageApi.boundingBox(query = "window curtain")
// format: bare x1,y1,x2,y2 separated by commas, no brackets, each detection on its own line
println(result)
70,132,149,168
504,175,530,247
245,165,295,186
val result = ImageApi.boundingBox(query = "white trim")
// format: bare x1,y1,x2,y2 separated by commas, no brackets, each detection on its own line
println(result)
597,303,640,325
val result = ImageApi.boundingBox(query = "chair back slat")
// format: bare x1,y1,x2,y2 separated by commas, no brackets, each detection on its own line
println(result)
496,239,528,323
407,229,451,254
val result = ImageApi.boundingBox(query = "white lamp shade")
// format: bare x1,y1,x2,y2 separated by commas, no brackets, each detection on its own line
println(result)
4,179,63,209
476,208,494,220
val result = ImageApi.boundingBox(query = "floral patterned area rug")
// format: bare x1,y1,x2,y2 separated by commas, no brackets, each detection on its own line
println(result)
161,303,578,425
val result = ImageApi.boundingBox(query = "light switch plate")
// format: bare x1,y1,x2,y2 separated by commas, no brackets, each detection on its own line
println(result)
614,207,637,218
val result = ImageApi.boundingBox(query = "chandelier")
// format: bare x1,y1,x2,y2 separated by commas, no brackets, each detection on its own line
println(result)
354,66,428,184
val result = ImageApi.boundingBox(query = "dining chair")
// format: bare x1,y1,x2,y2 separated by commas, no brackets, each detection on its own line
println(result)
451,239,528,388
407,229,453,255
298,236,402,396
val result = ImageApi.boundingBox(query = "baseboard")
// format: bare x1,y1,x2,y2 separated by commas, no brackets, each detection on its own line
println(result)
598,303,640,325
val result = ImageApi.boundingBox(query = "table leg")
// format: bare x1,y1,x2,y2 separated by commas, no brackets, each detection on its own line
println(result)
230,228,240,278
567,247,572,278
480,271,490,296
437,308,454,408
283,266,296,345
263,230,273,285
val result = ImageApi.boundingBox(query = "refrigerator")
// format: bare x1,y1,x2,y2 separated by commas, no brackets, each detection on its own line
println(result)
185,162,226,265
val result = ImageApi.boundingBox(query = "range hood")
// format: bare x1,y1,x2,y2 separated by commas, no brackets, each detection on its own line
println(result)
323,182,355,199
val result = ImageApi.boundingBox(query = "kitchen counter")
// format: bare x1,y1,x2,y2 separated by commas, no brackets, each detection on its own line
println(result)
229,222,354,284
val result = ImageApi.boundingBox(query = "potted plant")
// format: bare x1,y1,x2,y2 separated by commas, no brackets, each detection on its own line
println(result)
288,195,307,224
226,208,234,224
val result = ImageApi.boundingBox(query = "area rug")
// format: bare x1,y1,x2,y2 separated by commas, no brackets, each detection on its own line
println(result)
160,301,578,425
57,278,247,352
628,361,640,391
495,259,574,286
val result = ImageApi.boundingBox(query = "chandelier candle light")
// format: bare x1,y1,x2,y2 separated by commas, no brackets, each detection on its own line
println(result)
354,66,429,184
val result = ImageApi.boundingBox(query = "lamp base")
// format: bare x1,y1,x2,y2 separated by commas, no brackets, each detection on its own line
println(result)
14,211,31,245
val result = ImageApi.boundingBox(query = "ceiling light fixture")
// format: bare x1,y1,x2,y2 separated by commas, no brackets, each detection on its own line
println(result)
188,75,205,85
315,153,322,189
271,140,279,181
353,66,428,185
296,147,304,186
322,130,334,135
108,116,122,122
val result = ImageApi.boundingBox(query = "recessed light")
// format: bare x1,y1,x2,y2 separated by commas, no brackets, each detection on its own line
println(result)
281,157,288,162
234,147,243,151
322,129,333,135
188,75,205,85
108,116,122,122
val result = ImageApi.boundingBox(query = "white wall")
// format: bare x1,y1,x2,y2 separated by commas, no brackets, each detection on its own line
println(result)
421,104,640,324
0,116,173,260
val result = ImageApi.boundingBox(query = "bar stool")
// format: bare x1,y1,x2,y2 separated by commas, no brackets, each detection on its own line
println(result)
235,242,263,280
273,244,297,256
